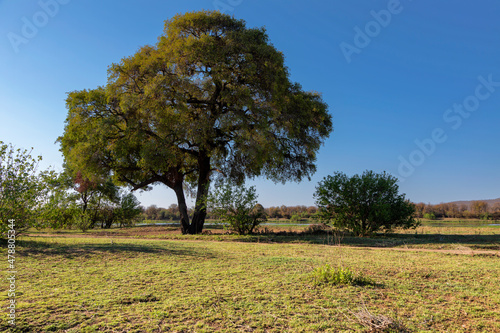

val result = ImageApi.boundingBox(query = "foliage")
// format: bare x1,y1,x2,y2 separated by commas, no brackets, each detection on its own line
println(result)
290,214,304,222
143,204,180,221
0,142,54,235
41,170,142,231
311,264,375,286
208,182,266,234
423,212,436,220
314,170,418,236
117,193,143,227
39,171,80,230
414,200,500,220
58,10,332,234
471,200,488,217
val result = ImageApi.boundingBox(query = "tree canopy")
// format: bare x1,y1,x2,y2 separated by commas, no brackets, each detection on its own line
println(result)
59,10,332,234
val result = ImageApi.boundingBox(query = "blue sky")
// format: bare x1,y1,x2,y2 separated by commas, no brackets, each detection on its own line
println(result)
1,0,499,208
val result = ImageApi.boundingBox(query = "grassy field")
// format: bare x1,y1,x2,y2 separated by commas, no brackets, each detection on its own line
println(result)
1,224,499,332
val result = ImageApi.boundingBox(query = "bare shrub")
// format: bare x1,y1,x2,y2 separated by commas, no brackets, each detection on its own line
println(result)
351,305,411,332
304,223,332,234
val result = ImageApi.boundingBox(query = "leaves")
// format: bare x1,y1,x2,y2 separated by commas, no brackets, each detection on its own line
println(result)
315,171,418,236
208,182,266,234
0,142,50,235
59,11,332,233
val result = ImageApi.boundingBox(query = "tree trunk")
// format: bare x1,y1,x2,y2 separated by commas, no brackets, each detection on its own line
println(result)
173,183,191,234
189,154,211,234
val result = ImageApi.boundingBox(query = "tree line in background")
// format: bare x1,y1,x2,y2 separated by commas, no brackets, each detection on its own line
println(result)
143,203,318,221
144,198,500,223
414,201,500,220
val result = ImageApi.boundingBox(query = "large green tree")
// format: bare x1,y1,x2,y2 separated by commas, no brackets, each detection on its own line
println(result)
59,11,332,234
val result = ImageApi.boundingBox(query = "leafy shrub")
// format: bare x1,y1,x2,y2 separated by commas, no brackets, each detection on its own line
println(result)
208,182,266,234
423,212,436,220
315,170,418,236
0,142,55,235
74,211,93,232
311,264,375,286
114,192,143,228
480,213,491,221
39,173,80,230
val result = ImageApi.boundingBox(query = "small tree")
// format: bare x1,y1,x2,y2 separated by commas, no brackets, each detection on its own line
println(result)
208,182,266,234
471,200,489,219
43,169,142,230
314,171,418,236
0,142,52,235
117,193,143,227
40,171,80,230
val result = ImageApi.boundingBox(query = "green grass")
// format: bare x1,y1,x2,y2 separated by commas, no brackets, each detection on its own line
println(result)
1,231,500,332
310,264,376,287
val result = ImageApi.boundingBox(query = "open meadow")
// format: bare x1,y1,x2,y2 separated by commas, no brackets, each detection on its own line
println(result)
1,223,499,332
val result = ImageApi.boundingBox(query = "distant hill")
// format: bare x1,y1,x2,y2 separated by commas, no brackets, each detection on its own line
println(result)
447,198,500,208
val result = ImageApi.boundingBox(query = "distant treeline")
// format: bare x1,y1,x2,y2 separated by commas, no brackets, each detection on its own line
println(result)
414,201,500,220
143,201,500,221
142,205,318,221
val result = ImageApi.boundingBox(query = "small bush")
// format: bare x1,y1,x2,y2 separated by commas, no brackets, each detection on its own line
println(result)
315,171,418,236
423,213,436,220
290,214,306,222
311,264,375,286
208,182,266,234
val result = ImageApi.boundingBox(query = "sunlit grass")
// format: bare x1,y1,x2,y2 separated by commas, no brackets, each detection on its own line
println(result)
1,234,499,332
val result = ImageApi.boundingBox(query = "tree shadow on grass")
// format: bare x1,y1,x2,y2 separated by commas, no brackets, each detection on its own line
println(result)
339,233,500,250
12,239,217,259
230,230,499,250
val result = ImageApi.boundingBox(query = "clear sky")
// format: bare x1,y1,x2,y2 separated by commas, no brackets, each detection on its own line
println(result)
1,0,499,208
